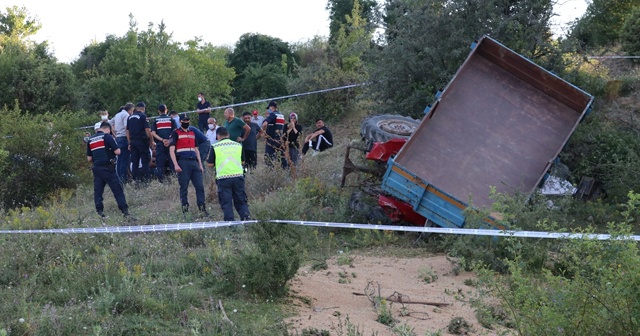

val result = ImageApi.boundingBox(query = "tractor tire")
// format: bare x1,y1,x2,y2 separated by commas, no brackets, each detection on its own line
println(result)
360,114,421,146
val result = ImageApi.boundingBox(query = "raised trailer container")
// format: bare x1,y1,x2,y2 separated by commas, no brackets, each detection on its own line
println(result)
380,36,594,229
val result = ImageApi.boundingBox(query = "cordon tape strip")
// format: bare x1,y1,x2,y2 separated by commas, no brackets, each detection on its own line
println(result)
77,83,368,130
1,219,639,241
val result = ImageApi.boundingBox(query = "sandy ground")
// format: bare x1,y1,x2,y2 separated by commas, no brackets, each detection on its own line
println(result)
286,254,506,336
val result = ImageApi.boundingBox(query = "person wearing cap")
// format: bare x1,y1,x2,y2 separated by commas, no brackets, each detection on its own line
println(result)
169,114,209,216
261,101,286,168
126,102,155,182
242,111,262,170
196,92,212,133
282,112,303,168
250,109,264,127
302,118,334,156
151,104,176,182
112,103,134,184
87,122,133,219
207,127,251,221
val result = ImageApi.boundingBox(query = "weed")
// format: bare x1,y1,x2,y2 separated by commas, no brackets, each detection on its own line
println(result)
299,327,330,336
374,297,396,326
447,317,472,335
463,278,478,287
335,315,378,336
418,267,438,284
391,323,417,336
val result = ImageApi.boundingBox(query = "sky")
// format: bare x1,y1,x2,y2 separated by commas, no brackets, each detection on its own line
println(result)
5,0,588,64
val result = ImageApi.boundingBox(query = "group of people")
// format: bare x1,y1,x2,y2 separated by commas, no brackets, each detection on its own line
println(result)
86,94,334,222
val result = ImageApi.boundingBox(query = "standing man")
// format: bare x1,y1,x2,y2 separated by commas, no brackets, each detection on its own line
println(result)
261,101,285,167
207,127,251,221
242,111,262,170
196,92,212,133
111,103,134,183
223,108,251,143
283,112,303,168
206,117,220,146
126,102,154,182
151,104,176,182
302,118,334,156
250,110,264,127
169,114,209,216
87,122,131,218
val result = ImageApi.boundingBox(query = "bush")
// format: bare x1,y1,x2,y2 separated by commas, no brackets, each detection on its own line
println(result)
212,222,303,299
0,106,91,209
483,194,640,335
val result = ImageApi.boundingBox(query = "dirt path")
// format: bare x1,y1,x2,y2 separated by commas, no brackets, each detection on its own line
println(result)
286,254,506,336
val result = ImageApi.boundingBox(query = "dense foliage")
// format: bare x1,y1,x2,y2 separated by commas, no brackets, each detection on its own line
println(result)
368,0,555,116
73,18,234,113
571,0,640,48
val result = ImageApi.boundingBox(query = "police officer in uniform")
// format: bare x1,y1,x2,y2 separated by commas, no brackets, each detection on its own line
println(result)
207,127,251,221
151,104,176,182
169,114,209,216
87,122,131,218
261,101,285,168
126,102,155,182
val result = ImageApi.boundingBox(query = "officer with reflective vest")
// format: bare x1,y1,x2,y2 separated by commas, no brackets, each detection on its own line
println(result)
169,114,209,216
87,122,131,219
151,104,176,182
207,127,251,221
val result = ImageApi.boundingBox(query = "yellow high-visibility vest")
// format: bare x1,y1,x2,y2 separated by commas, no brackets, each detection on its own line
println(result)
212,139,243,179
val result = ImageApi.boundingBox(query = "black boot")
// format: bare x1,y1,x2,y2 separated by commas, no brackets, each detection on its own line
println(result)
182,204,189,214
198,205,210,217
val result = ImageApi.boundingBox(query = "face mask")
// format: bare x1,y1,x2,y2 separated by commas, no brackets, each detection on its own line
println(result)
208,124,214,130
101,115,108,121
181,122,190,129
198,97,202,102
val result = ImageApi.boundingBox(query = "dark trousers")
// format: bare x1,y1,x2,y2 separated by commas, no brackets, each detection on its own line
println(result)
130,140,150,182
154,142,173,182
177,159,205,208
93,165,128,214
217,176,250,221
115,136,129,184
244,149,257,169
264,143,286,168
287,147,300,167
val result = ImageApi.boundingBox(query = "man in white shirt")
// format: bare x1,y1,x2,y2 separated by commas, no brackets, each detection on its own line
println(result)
206,117,220,145
111,103,134,184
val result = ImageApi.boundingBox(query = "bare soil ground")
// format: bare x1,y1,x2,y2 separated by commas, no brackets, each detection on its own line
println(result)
286,253,506,336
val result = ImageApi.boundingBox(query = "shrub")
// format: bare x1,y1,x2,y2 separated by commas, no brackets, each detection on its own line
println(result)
212,222,303,299
485,194,640,335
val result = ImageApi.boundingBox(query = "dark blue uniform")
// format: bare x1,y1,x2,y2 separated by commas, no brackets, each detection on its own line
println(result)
87,131,129,216
127,111,151,182
264,110,285,167
151,114,176,181
170,126,206,213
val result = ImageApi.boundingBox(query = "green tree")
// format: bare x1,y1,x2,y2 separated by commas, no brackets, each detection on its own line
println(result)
290,0,370,120
368,0,556,116
620,6,640,55
228,33,294,102
0,6,40,45
74,17,234,113
570,0,640,48
0,7,79,114
327,0,378,44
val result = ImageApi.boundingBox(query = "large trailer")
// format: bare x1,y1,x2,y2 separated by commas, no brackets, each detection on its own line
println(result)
349,36,594,229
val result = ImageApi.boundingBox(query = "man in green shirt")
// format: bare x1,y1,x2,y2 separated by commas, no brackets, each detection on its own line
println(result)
223,108,251,144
